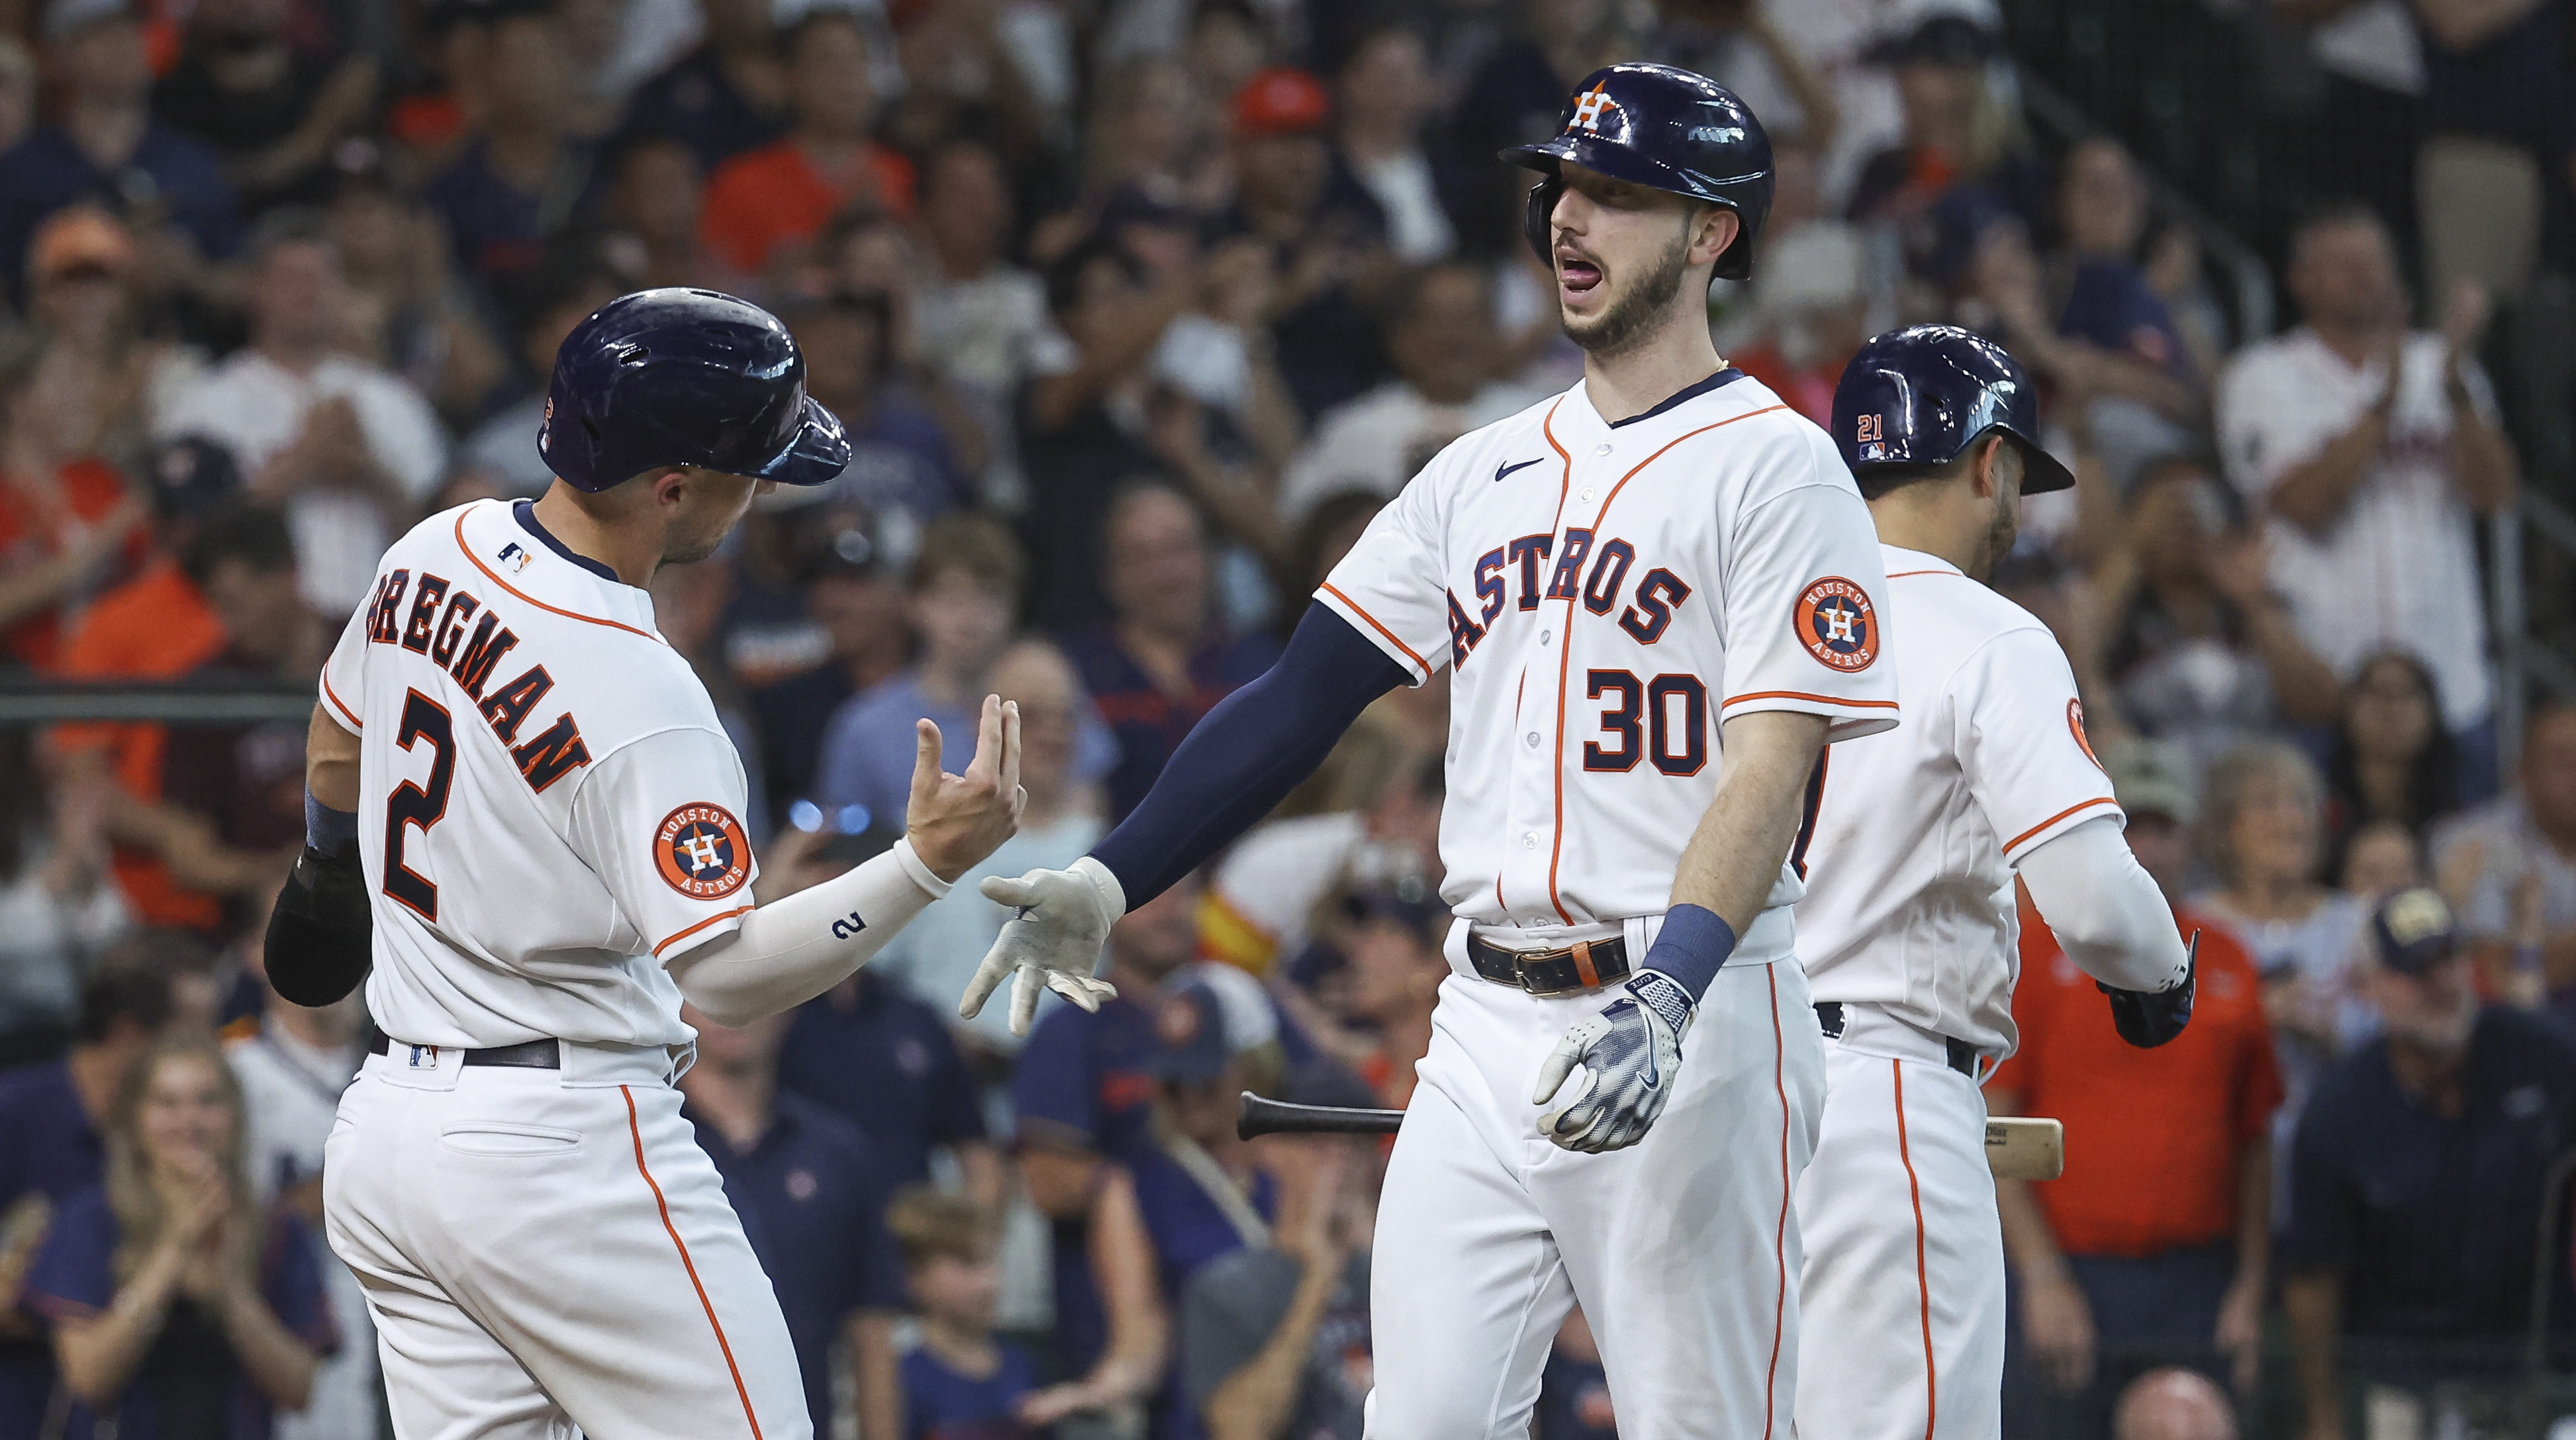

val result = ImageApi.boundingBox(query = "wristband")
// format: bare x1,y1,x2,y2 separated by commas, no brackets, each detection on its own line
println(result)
305,791,359,857
1644,903,1737,1004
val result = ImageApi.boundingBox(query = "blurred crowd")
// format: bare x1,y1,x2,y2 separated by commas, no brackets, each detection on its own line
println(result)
0,0,2568,1435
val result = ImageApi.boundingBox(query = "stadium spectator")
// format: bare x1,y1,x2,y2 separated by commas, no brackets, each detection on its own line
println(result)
2282,887,2576,1439
1179,1122,1375,1440
1215,66,1390,421
700,11,912,280
2050,138,2198,397
51,505,293,932
869,638,1108,1055
1445,0,1623,256
1535,1308,1615,1440
911,140,1049,485
2322,650,2463,859
776,955,996,1195
2076,456,2340,771
2434,700,2576,1007
16,205,201,480
2193,742,2377,1100
112,510,314,937
422,0,597,294
224,977,370,1440
817,512,1102,828
789,289,962,524
1321,890,1447,1108
2110,1367,2238,1440
1329,27,1459,264
150,0,378,209
2214,204,2516,784
1846,14,2046,287
0,340,150,673
0,955,177,1433
23,1036,329,1439
612,0,784,173
888,1188,1092,1439
1994,738,2281,1436
741,513,907,812
598,130,708,291
1066,484,1280,821
2340,817,2424,902
323,151,510,430
680,1003,904,1440
0,739,128,1056
1276,262,1540,521
153,211,446,613
1012,875,1201,1378
0,0,238,305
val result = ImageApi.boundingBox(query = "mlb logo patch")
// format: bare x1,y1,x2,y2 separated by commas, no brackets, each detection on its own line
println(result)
497,542,532,575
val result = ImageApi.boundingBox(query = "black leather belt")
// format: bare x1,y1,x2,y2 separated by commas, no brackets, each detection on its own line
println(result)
1466,933,1633,997
386,1037,561,1069
1813,1002,1978,1078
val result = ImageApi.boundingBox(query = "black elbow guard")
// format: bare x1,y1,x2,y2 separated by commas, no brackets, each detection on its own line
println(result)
2097,931,2198,1049
264,845,374,1008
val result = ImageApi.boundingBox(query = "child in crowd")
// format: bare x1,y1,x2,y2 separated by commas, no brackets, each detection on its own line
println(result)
891,1188,1070,1440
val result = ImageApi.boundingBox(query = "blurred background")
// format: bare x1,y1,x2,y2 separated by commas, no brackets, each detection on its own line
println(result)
0,0,2571,1435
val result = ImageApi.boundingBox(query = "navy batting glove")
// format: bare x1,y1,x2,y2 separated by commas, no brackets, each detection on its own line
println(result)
2099,930,2198,1049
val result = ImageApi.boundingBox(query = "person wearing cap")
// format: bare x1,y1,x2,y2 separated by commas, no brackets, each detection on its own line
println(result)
419,0,600,293
2280,887,2576,1440
1844,13,2046,282
1214,65,1392,420
1987,737,2283,1438
0,303,150,671
0,0,238,303
149,0,378,209
1178,1063,1380,1440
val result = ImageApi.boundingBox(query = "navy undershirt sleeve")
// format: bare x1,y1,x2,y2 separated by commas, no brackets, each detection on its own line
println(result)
1092,601,1411,907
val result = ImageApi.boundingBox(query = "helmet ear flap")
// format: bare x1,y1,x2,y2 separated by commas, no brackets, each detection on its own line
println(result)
1522,177,1562,267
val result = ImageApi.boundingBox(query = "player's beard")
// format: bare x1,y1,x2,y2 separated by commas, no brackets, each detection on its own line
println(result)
1562,224,1694,357
1973,488,2020,581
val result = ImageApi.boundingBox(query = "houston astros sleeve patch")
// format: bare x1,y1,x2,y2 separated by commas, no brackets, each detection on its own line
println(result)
655,803,751,898
1795,577,1879,672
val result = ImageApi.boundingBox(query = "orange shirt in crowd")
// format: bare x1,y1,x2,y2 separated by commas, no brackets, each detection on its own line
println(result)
1989,889,2283,1259
700,140,916,274
0,459,145,670
52,557,230,930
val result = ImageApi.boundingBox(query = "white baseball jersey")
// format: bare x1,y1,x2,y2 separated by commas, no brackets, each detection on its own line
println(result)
1317,369,1898,957
319,498,759,1049
1795,544,2122,1057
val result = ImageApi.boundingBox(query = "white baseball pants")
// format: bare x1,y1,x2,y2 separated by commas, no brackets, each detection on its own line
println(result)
1366,930,1825,1440
1793,1005,2006,1440
324,1042,809,1440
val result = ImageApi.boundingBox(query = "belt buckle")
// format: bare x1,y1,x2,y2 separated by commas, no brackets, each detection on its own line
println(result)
1515,939,1605,998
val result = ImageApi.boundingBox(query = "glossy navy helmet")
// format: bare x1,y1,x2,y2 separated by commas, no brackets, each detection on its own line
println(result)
1830,324,2074,493
1500,62,1774,281
538,288,851,493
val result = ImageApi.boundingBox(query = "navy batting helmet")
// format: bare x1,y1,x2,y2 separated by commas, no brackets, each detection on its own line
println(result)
1831,324,2074,494
1500,63,1774,281
538,288,851,493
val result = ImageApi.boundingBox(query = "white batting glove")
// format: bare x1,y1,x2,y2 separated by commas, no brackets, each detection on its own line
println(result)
961,857,1125,1035
1531,970,1695,1153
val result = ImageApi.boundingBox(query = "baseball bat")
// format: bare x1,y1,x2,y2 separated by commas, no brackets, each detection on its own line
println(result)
1237,1092,1404,1140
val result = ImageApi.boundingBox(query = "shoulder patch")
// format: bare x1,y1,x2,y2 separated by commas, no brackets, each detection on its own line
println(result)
2069,698,2105,773
655,802,751,899
1794,577,1878,672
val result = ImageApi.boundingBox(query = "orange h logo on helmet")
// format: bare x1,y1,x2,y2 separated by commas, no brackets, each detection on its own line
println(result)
1569,83,1622,133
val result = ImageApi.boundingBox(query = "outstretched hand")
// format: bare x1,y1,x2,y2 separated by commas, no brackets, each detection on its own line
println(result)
959,859,1124,1035
905,695,1025,883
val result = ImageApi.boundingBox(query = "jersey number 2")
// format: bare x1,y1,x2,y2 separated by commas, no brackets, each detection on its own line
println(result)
384,689,455,921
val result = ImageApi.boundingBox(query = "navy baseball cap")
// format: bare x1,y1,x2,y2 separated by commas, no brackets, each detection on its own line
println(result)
2371,888,2459,977
1150,981,1232,1084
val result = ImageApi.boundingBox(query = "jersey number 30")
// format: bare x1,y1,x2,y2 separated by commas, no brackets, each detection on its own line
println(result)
1582,669,1708,776
385,689,455,921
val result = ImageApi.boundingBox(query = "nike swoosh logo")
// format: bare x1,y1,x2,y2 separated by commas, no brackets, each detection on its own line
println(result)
1494,457,1545,482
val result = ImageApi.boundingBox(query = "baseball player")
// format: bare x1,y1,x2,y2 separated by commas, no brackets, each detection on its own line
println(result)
1792,326,2197,1439
959,65,1895,1438
261,289,1065,1440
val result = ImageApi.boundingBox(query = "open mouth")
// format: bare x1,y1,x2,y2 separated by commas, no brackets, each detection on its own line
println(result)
1557,250,1603,295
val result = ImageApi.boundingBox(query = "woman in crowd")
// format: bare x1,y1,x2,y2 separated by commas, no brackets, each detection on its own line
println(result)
2192,742,2375,1129
24,1037,330,1440
2323,649,2462,861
